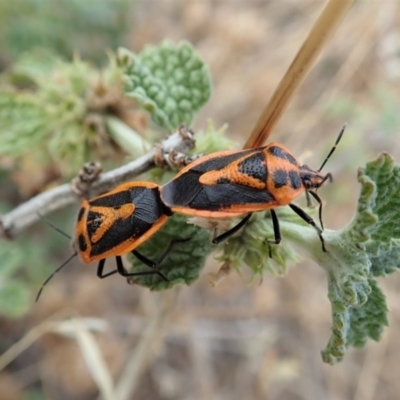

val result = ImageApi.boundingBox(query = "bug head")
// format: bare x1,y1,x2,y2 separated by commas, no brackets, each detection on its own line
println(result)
299,165,331,191
300,123,346,192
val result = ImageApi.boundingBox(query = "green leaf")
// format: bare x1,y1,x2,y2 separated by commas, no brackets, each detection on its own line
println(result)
0,52,125,173
321,278,388,364
370,247,400,276
217,210,301,278
0,91,49,157
127,214,213,290
314,153,400,363
118,41,212,130
5,49,60,88
0,40,213,174
346,278,388,347
343,153,400,255
105,116,151,157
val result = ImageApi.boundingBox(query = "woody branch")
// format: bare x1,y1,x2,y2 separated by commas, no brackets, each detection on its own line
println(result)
0,126,196,239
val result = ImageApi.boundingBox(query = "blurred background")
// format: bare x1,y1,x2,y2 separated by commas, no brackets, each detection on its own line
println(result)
1,0,400,399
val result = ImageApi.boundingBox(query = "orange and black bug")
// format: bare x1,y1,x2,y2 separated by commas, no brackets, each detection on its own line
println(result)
36,181,179,301
160,125,346,252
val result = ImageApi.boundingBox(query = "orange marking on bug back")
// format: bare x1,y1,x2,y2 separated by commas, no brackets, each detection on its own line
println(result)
267,178,303,205
199,168,266,189
260,144,304,206
88,203,135,243
172,149,242,179
199,151,267,190
82,214,168,263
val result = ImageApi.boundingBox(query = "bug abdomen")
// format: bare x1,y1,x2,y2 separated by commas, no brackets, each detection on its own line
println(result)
75,183,168,264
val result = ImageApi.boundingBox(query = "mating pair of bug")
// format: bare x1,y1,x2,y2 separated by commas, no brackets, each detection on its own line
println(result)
37,126,345,300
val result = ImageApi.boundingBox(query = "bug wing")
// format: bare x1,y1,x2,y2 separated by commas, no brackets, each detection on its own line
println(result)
161,149,261,208
188,183,275,211
131,187,165,224
161,170,204,207
162,172,275,212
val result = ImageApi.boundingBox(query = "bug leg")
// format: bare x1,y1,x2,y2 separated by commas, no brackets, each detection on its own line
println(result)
307,190,324,231
264,209,282,258
289,203,327,252
212,213,253,244
97,256,157,279
131,238,191,282
138,237,191,267
97,258,119,279
115,255,169,281
305,191,313,208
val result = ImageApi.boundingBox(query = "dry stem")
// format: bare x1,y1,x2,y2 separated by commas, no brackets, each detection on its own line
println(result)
0,126,195,238
244,0,354,149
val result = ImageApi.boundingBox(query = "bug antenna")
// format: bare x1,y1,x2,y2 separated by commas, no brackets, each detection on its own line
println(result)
37,212,72,240
35,252,78,302
318,123,347,172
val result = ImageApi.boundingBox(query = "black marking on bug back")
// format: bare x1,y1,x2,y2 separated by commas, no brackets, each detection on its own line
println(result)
268,146,298,166
89,188,146,208
77,207,85,222
86,211,104,239
188,183,275,210
191,149,259,173
288,171,302,189
78,234,87,252
273,169,288,188
90,207,154,258
238,152,267,183
90,187,166,258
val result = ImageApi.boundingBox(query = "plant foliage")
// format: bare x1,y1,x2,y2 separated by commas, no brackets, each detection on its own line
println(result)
1,37,399,365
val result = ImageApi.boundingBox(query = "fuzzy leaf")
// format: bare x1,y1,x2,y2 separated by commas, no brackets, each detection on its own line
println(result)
7,48,60,87
345,153,400,255
118,41,212,130
127,214,213,290
321,278,388,364
304,153,400,363
217,210,300,278
370,247,400,276
0,52,125,173
0,91,49,157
